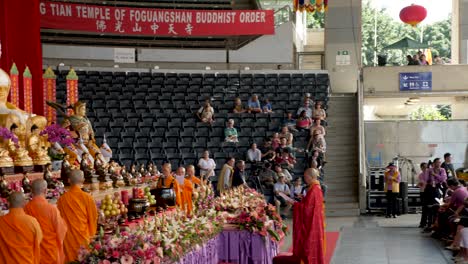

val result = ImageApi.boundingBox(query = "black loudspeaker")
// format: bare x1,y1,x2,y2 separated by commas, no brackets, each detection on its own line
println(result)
402,198,409,214
378,175,384,191
371,175,376,190
399,182,408,198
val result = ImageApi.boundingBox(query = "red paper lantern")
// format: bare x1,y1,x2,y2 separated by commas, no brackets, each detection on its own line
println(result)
399,4,427,27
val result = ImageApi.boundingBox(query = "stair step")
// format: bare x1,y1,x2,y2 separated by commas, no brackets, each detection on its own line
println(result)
325,195,358,203
326,208,360,217
326,202,359,209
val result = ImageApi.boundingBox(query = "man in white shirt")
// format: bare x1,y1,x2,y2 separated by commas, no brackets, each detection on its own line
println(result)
296,100,312,118
198,150,217,190
274,175,292,218
247,143,262,162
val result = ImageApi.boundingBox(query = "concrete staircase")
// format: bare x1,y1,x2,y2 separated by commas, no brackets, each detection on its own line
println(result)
324,94,360,217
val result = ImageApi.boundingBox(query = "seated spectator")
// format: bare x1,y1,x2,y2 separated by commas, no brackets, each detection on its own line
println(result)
275,148,296,171
232,160,248,188
197,150,216,182
232,97,247,113
412,54,421,65
196,99,214,124
276,137,293,156
407,55,418,65
279,126,294,147
274,175,292,218
262,98,273,113
296,110,313,131
224,119,238,143
274,164,293,184
247,143,262,163
260,138,276,162
310,118,326,137
433,55,444,65
304,93,314,106
307,131,327,158
282,112,297,132
271,132,281,149
290,177,304,201
259,162,278,200
312,102,326,121
310,150,324,170
248,94,262,113
296,100,312,118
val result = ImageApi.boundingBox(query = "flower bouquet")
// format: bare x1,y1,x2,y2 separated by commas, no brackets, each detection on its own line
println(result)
40,124,74,161
0,127,18,146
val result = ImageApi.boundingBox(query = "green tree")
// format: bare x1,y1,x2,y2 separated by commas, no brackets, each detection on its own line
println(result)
409,106,448,120
436,104,452,119
307,11,325,29
361,0,451,66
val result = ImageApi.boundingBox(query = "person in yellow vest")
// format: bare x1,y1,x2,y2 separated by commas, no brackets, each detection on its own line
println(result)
384,163,401,218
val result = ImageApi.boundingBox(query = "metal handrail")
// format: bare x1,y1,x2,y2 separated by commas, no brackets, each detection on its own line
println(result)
273,5,293,26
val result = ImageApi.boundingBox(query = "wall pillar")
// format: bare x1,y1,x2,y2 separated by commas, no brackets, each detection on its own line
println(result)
324,0,361,93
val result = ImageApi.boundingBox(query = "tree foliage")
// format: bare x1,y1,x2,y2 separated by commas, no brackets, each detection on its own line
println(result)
307,11,325,29
361,0,451,66
409,106,448,121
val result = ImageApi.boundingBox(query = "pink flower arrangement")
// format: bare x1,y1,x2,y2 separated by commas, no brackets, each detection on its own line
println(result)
77,227,160,264
0,127,18,145
40,124,74,146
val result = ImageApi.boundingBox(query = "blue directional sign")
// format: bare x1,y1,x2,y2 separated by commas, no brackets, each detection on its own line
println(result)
399,72,432,91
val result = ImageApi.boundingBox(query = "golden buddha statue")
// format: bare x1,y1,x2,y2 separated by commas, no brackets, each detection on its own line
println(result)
0,68,47,167
27,124,51,165
8,123,33,167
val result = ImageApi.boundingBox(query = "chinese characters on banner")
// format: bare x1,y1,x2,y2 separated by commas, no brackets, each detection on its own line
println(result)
9,63,20,108
23,67,33,114
43,67,56,124
66,68,78,115
399,72,432,91
39,1,274,36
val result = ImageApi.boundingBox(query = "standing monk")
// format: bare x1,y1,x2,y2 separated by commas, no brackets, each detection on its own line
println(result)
186,165,202,187
25,179,67,264
57,170,98,262
292,168,325,264
174,166,194,215
0,192,43,264
157,163,182,207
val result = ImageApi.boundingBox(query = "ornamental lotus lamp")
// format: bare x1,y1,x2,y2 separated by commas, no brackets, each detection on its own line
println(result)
399,4,427,27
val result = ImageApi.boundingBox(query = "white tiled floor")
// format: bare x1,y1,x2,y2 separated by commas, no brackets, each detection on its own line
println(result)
330,215,451,264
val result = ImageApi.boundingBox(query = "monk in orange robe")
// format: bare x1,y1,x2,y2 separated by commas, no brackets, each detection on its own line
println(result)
292,168,325,264
156,163,182,207
25,179,67,264
57,170,98,262
186,165,202,187
0,192,43,264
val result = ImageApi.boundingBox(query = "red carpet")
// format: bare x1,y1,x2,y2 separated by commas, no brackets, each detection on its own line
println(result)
277,231,340,264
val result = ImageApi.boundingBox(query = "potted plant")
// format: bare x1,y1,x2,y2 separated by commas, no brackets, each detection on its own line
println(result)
40,124,74,171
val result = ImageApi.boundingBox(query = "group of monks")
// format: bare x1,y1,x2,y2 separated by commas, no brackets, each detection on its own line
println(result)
0,171,97,264
0,163,204,264
156,163,203,216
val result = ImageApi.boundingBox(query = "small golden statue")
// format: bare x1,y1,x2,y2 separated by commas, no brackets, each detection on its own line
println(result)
0,68,48,168
27,124,51,165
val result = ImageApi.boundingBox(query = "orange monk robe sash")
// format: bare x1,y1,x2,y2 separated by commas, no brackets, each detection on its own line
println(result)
179,179,195,215
0,208,43,264
57,185,98,262
25,196,68,264
187,175,201,187
157,175,182,207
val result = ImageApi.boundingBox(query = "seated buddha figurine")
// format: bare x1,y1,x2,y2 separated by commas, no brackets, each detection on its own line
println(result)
94,153,111,183
8,123,33,167
69,101,100,157
27,125,51,165
0,136,14,168
80,152,98,184
0,68,47,167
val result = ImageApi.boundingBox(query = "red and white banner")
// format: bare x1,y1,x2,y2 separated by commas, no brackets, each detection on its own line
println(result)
39,1,275,36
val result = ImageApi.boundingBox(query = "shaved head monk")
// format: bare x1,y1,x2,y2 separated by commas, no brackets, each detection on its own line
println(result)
0,192,43,264
57,169,98,262
25,179,67,264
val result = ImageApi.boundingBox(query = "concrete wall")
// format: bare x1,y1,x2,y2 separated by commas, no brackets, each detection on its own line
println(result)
363,65,468,93
324,0,361,93
43,22,294,67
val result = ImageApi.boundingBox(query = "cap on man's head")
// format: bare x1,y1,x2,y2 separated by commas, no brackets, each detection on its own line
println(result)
387,162,396,168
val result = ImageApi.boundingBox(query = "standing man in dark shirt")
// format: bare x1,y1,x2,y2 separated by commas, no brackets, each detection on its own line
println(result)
232,160,248,188
442,153,457,180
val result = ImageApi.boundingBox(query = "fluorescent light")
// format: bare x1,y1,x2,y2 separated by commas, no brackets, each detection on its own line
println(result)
408,97,420,102
405,102,416,105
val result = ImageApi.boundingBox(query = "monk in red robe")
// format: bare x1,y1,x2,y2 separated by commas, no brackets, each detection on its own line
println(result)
292,168,325,264
25,179,68,264
57,170,98,262
0,192,43,264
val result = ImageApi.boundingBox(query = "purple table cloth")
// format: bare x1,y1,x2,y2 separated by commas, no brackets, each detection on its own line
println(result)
218,230,279,264
171,237,219,264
